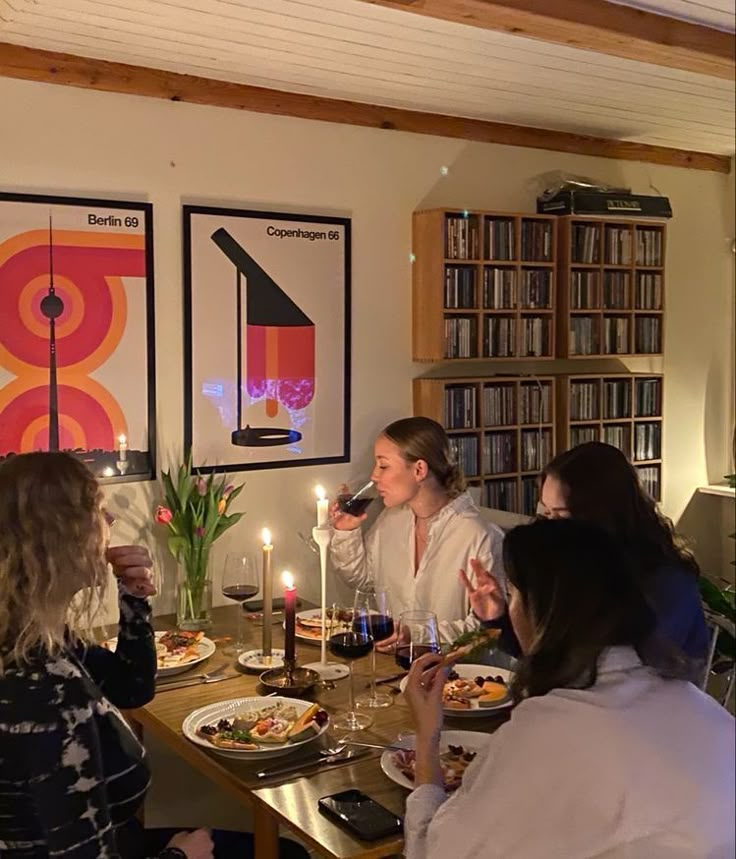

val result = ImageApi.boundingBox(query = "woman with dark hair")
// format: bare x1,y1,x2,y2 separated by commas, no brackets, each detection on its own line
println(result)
330,417,505,641
404,519,735,859
464,441,708,662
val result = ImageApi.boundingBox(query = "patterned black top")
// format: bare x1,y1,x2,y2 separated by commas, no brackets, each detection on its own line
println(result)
0,591,177,857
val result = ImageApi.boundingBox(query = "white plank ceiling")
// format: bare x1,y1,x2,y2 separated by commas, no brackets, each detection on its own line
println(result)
0,0,734,155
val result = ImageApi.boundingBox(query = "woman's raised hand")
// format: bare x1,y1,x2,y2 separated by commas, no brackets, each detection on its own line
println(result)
106,545,156,598
459,558,505,622
329,484,368,532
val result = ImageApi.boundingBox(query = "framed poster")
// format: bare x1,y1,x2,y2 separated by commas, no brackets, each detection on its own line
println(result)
0,192,156,483
184,205,350,473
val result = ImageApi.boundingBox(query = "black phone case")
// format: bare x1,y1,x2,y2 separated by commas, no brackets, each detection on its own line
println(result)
318,790,403,842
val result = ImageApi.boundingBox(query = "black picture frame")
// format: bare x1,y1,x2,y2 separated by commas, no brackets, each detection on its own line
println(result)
0,191,156,484
183,204,351,473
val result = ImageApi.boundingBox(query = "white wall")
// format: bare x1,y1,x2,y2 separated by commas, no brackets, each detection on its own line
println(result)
0,76,733,615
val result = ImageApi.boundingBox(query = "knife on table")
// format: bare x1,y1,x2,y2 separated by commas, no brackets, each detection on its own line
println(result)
155,674,232,693
256,748,371,780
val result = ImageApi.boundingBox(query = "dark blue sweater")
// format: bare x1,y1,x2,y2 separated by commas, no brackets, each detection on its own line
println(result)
488,562,709,662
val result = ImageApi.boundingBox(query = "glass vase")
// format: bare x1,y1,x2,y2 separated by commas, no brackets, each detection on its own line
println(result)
176,554,213,631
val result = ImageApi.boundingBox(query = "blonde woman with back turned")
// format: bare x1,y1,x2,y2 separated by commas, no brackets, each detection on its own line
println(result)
0,452,308,859
330,417,505,643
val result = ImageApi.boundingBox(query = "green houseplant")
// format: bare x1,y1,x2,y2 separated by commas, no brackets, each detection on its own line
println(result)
155,454,244,630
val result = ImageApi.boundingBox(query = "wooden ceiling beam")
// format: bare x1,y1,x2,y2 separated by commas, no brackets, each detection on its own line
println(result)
0,42,729,173
358,0,735,80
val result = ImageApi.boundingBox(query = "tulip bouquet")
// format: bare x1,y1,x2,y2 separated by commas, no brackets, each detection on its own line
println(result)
155,453,244,629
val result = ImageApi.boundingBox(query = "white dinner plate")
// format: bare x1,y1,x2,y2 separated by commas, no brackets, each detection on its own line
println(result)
103,630,216,678
293,607,352,645
380,729,491,791
398,664,513,716
182,696,329,760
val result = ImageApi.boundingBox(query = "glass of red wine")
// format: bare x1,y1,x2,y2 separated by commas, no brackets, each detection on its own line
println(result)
221,552,259,656
336,479,376,518
395,610,441,671
328,604,374,731
353,586,394,710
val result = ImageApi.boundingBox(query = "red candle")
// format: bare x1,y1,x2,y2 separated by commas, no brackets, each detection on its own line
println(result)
282,571,297,662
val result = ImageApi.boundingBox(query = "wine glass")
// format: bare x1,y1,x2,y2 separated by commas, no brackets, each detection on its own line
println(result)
221,552,259,656
354,586,394,709
328,603,374,732
395,610,441,670
336,478,376,518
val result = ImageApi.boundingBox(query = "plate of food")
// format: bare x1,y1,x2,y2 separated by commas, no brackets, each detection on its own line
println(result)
182,697,330,759
103,630,216,677
294,607,353,644
381,730,490,792
399,664,513,715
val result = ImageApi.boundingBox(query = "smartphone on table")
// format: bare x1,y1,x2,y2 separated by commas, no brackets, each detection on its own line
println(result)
318,789,403,842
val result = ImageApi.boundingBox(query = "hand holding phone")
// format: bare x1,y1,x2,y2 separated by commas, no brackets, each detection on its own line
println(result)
318,789,403,842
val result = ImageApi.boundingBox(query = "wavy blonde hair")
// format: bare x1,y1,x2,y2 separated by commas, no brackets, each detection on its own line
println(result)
0,452,108,672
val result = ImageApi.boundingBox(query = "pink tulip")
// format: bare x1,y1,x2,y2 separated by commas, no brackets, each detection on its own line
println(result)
223,484,234,499
195,526,206,538
154,506,173,524
196,477,207,496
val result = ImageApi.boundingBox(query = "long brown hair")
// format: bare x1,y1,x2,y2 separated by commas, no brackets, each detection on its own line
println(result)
383,417,466,498
542,442,699,579
504,518,685,701
0,453,108,671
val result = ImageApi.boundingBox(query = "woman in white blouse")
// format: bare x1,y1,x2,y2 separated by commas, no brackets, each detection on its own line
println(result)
404,518,735,859
329,417,505,642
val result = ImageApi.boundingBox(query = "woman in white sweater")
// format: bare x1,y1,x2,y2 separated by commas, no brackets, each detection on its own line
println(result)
329,417,505,642
403,518,735,859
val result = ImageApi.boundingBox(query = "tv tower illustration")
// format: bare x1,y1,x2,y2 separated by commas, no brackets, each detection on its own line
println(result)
40,215,64,451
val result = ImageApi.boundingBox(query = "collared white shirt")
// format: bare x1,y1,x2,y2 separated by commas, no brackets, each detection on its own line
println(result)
405,648,736,859
329,491,505,641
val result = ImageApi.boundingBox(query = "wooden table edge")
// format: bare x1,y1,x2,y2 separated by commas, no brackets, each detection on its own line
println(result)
128,706,405,859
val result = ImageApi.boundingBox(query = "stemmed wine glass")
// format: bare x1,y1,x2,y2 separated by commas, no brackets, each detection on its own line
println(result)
354,586,394,709
221,553,259,656
328,603,374,732
336,479,376,517
395,610,441,670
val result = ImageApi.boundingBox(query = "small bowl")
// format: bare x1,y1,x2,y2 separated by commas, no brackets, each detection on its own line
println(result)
259,666,320,696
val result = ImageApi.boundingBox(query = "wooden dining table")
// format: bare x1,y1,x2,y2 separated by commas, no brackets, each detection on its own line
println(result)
129,606,510,859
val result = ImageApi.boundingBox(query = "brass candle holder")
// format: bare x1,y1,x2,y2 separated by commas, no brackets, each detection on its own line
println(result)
259,657,319,696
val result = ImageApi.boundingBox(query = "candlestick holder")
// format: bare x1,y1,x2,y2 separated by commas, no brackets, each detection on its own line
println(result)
116,459,129,476
302,526,349,681
259,660,319,696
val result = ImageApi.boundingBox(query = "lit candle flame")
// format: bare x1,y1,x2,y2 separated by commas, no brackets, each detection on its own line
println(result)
315,484,326,501
261,527,272,547
281,570,295,589
118,433,127,446
103,466,114,477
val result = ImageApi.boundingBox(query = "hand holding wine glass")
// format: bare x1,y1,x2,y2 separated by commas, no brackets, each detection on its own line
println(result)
329,480,375,531
221,553,259,655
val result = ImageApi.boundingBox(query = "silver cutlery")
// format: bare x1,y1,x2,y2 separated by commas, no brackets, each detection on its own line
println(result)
156,669,229,692
335,738,408,752
255,748,370,780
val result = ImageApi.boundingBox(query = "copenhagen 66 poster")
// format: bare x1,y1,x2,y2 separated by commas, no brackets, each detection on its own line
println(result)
0,192,156,482
184,205,350,473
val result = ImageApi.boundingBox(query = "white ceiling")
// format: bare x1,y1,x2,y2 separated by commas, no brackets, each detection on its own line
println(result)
0,0,734,156
611,0,735,30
